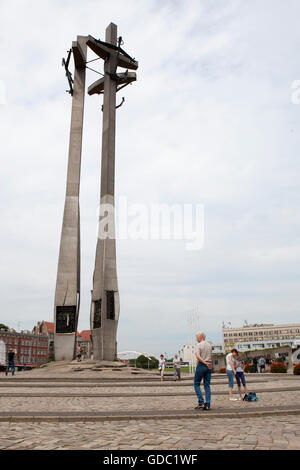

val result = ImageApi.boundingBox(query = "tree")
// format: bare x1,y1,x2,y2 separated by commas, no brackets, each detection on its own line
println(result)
0,324,9,331
136,355,158,369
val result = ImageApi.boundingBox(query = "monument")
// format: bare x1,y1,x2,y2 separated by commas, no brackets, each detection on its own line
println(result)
53,24,138,361
53,37,87,361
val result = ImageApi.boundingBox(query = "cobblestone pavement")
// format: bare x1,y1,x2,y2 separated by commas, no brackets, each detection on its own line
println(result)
0,390,300,412
0,415,299,450
0,364,299,450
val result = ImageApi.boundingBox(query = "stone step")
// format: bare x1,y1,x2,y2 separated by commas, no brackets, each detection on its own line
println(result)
0,405,299,422
0,386,299,398
0,378,297,388
0,373,296,383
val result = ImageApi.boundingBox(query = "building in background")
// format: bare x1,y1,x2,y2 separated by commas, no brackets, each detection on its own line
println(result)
0,329,48,367
227,338,300,353
76,330,92,359
181,343,224,363
31,323,93,361
32,321,54,360
222,323,300,352
180,343,225,372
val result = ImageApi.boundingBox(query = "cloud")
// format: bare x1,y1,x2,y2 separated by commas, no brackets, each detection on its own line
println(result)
1,0,300,356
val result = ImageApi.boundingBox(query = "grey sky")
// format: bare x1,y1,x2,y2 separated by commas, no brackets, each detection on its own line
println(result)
1,0,300,357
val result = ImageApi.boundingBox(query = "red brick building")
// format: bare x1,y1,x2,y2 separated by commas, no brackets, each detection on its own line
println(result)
0,329,48,368
32,321,54,359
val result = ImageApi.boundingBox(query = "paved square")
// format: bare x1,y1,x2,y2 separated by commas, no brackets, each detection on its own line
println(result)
0,362,299,450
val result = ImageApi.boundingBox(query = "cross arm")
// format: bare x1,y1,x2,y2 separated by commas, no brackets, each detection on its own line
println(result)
88,72,137,95
117,54,138,71
86,35,138,71
86,35,111,61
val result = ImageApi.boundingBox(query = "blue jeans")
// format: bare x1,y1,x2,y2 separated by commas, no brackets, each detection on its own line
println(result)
6,361,15,376
227,370,234,388
194,363,211,406
236,371,246,387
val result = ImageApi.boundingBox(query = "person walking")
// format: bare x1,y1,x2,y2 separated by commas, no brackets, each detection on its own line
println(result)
5,348,16,376
226,349,238,401
258,356,265,373
193,332,212,411
158,354,166,382
232,350,248,400
173,354,181,381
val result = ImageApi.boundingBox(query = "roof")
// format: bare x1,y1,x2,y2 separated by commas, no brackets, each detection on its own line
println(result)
44,322,54,334
79,330,91,342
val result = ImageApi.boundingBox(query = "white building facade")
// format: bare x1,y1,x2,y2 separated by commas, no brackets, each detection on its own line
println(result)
181,343,224,364
222,323,300,352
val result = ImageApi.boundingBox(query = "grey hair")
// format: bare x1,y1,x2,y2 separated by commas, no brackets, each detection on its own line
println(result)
196,331,206,340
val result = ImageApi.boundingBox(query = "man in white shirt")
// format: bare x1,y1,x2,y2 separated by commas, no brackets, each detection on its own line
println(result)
173,354,181,381
194,331,213,410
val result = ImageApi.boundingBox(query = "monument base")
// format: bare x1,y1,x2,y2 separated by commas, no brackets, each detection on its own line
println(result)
54,333,76,361
92,320,117,361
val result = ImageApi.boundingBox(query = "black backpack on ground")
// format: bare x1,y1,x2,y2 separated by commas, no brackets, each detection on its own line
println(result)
243,392,258,402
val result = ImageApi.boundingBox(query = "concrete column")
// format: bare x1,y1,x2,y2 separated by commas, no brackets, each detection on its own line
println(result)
54,36,87,361
90,23,120,361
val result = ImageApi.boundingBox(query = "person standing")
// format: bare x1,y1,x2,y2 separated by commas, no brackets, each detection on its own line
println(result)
258,356,265,373
253,357,258,373
194,332,212,410
173,354,181,381
232,350,248,400
266,357,271,372
158,354,166,382
76,344,82,362
5,348,16,376
226,349,238,401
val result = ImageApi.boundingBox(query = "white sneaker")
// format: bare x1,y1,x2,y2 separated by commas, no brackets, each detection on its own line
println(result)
229,398,238,401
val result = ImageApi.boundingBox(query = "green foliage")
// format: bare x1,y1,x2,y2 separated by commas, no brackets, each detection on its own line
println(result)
136,355,158,369
0,324,9,331
270,362,287,373
293,363,300,375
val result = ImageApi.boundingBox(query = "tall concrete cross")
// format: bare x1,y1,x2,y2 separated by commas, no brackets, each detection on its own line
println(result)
54,37,87,361
87,23,138,360
54,24,138,362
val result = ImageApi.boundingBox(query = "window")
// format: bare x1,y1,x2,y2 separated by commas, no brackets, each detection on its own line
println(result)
106,291,115,320
93,299,101,329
